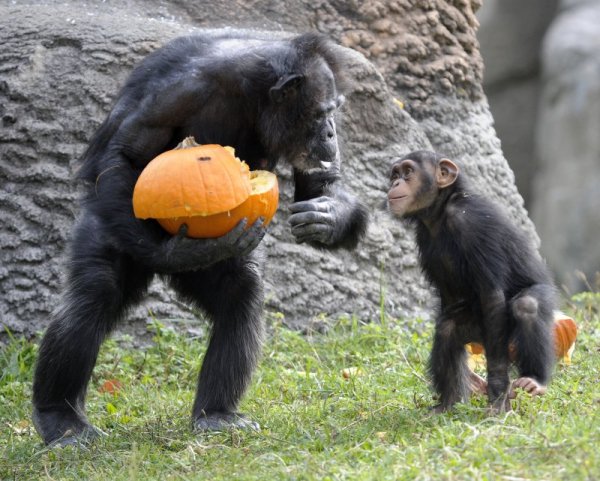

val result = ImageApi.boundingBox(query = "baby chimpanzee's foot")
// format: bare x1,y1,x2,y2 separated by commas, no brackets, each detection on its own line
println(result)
510,377,547,398
468,370,488,396
193,411,260,432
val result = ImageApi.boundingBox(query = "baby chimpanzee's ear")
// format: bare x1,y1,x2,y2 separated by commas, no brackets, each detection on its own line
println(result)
435,158,459,189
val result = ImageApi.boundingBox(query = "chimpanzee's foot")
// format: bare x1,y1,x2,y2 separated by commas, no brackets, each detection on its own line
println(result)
510,377,547,398
468,370,488,396
49,426,105,448
430,402,457,414
193,411,260,432
487,395,512,414
32,407,104,447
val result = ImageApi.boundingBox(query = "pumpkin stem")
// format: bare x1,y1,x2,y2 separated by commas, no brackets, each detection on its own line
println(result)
176,136,201,149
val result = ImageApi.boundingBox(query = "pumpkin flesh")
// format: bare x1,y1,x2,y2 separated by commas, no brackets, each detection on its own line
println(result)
158,170,279,238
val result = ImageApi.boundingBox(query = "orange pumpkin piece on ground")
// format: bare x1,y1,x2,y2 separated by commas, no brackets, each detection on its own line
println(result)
99,379,122,395
132,137,279,238
553,311,577,363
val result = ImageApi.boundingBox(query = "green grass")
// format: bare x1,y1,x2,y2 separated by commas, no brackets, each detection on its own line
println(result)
1,294,599,481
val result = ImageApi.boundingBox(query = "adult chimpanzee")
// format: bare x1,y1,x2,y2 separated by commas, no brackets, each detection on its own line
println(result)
32,31,368,446
387,151,556,412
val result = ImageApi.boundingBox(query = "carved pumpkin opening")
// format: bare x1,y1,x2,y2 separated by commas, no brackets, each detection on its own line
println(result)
158,169,279,238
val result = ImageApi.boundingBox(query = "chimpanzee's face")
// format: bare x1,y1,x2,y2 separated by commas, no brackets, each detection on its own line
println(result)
261,58,344,172
388,158,435,217
388,154,460,217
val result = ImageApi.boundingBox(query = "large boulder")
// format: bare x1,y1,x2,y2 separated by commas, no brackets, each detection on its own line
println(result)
477,0,559,204
531,0,600,291
0,1,535,337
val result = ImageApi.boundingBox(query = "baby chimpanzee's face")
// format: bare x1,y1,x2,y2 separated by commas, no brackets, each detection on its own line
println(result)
387,153,459,218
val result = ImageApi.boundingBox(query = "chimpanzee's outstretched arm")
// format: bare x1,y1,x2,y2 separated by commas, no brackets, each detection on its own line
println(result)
289,168,368,249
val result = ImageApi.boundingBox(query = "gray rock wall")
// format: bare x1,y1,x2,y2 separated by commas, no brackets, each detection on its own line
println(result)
478,0,600,291
0,1,535,337
532,0,600,291
477,0,559,204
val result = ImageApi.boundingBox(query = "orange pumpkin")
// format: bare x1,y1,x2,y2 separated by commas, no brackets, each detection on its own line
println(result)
465,312,577,363
553,312,577,362
133,138,252,220
158,170,279,238
466,343,484,355
132,137,279,238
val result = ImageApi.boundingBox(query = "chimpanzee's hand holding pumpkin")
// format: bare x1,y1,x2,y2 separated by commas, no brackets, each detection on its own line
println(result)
156,219,266,273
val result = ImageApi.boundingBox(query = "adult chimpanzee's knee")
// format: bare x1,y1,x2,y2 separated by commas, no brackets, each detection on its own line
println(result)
33,31,367,445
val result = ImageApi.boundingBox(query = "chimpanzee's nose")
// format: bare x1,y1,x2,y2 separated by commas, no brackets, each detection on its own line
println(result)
323,118,336,141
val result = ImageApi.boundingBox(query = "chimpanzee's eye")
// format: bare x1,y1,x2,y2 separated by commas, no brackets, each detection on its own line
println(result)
391,165,402,182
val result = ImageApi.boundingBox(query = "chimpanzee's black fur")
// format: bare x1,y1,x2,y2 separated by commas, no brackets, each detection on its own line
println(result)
33,31,368,446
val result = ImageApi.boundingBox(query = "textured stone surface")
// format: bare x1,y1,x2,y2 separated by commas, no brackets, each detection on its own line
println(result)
531,0,600,291
0,1,535,337
477,0,559,204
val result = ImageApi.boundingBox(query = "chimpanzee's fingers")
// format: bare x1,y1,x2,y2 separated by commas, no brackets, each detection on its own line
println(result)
292,223,331,243
513,377,538,391
468,371,487,396
223,218,249,242
176,223,189,238
237,218,266,255
288,197,331,214
519,378,536,391
520,379,546,395
511,377,547,397
289,211,332,227
509,379,521,398
512,378,526,389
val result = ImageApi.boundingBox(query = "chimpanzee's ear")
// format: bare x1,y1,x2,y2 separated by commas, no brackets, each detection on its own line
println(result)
269,74,305,103
436,158,459,188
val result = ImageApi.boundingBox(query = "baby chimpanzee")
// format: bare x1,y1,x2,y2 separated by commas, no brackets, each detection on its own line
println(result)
388,151,556,412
